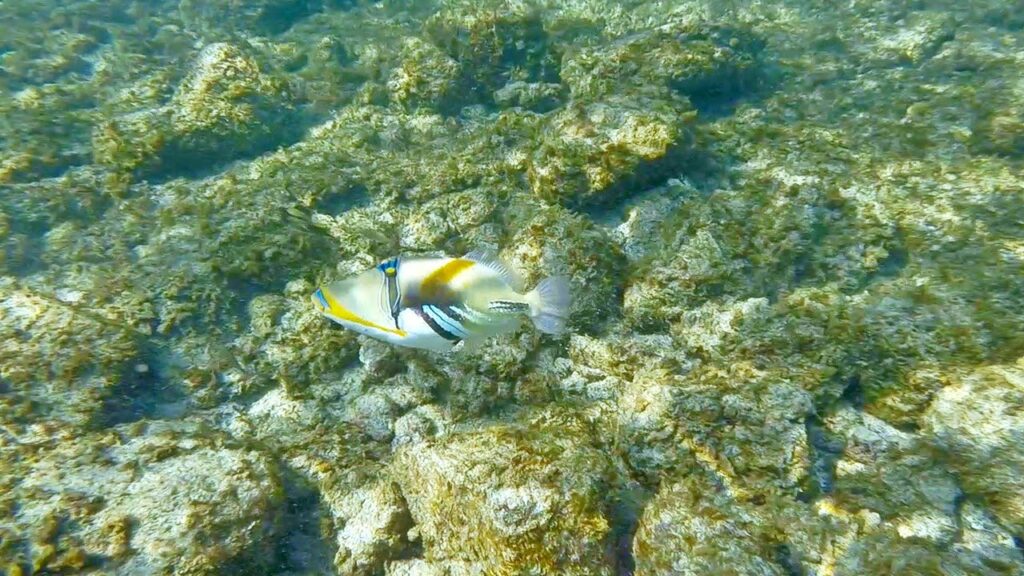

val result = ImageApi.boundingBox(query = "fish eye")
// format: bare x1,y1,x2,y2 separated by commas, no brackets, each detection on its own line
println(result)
385,267,396,277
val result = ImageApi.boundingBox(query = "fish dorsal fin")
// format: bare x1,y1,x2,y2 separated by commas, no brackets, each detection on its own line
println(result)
463,249,524,291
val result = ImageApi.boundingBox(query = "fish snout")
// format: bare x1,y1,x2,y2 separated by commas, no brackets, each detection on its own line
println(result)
311,288,330,312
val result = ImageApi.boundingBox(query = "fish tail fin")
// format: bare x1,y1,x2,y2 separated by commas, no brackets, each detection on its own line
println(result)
526,276,572,335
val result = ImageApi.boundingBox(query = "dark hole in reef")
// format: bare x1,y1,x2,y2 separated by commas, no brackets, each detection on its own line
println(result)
256,0,323,35
99,343,190,427
1013,535,1023,558
854,239,908,293
0,377,9,394
894,421,920,434
800,415,843,500
138,106,315,186
607,484,649,576
315,184,371,215
877,244,909,279
273,469,339,573
774,543,806,576
678,51,777,121
578,140,726,215
3,218,50,278
840,375,865,409
227,275,275,320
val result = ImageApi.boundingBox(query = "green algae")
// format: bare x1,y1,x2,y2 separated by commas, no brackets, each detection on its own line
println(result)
2,0,1024,573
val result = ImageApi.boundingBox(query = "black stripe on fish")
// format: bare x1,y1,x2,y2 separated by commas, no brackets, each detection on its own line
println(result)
377,257,402,329
416,306,462,342
425,305,470,338
488,300,529,314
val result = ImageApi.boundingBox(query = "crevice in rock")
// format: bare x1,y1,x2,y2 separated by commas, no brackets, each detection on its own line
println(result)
799,414,843,501
1014,535,1024,560
773,543,805,576
606,481,649,576
256,0,324,35
577,142,726,214
839,375,865,410
950,488,967,543
274,468,339,574
685,58,776,121
314,183,371,216
1,213,50,278
99,343,190,427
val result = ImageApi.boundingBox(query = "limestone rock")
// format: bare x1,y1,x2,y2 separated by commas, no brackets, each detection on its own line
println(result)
3,421,285,575
327,480,414,576
922,358,1024,534
633,475,784,576
390,408,615,575
94,43,297,175
827,407,960,543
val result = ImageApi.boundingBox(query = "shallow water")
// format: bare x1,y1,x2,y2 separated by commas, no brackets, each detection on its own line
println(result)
1,0,1023,574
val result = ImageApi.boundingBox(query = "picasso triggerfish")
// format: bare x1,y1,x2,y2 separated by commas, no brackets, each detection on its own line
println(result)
311,251,571,351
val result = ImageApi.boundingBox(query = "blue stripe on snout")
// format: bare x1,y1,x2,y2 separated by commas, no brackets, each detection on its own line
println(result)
314,288,329,309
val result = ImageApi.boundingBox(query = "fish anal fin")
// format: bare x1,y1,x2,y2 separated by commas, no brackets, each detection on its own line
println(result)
452,337,485,354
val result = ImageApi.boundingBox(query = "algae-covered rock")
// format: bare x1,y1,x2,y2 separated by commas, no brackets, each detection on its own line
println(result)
329,480,414,575
633,472,845,576
94,42,298,176
922,358,1024,534
179,0,324,38
104,446,284,575
527,96,695,207
827,407,959,542
560,21,762,104
506,204,627,332
2,421,285,575
0,276,144,428
423,0,560,96
387,37,465,113
493,80,564,112
952,501,1024,574
169,42,296,160
390,408,616,575
833,524,1024,576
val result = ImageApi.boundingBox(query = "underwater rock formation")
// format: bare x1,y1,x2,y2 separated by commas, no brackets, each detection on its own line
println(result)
390,408,616,575
94,42,298,177
3,0,1024,573
923,359,1024,535
0,421,284,575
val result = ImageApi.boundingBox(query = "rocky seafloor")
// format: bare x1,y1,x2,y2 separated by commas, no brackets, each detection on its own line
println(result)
1,0,1024,574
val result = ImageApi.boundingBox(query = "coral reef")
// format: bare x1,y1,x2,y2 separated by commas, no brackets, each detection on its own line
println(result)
2,0,1024,573
923,359,1024,535
390,408,617,575
93,41,299,177
0,421,284,575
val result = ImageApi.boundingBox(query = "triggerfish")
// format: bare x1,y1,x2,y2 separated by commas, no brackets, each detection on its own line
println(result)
311,251,572,351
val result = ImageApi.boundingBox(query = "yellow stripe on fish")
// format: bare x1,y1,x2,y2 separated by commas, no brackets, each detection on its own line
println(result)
418,258,475,301
315,286,407,337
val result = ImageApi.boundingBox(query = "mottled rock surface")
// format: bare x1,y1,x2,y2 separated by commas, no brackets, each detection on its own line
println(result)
0,422,284,575
923,359,1024,534
3,0,1024,573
